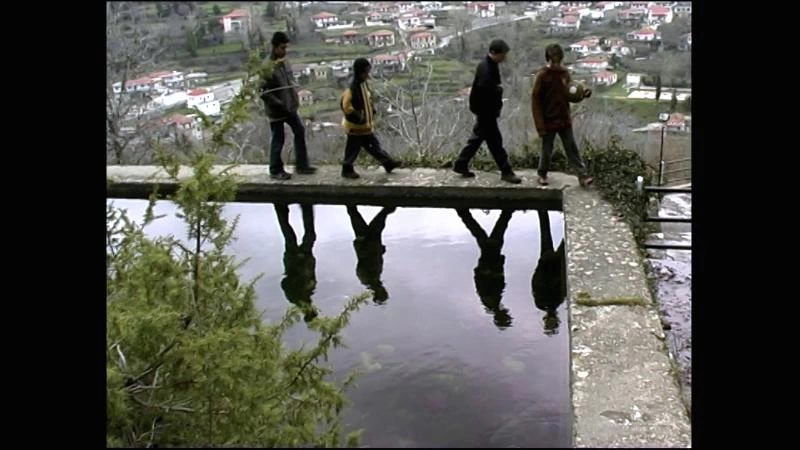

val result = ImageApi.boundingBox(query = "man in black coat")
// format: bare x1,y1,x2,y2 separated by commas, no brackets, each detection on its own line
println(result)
259,32,317,180
453,39,521,184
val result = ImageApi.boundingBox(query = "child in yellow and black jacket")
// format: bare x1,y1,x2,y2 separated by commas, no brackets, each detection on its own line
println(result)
339,58,401,179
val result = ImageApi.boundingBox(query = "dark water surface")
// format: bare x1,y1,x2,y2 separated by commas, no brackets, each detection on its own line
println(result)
108,200,572,448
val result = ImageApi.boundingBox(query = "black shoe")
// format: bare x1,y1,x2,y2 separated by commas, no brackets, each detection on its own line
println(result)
342,171,360,179
270,172,292,180
296,166,317,175
453,166,476,178
501,172,522,184
384,160,402,173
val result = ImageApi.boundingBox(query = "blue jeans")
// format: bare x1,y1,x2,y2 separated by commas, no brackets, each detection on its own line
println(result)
269,112,310,174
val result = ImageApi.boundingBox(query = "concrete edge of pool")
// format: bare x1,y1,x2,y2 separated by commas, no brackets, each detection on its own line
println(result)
106,164,691,447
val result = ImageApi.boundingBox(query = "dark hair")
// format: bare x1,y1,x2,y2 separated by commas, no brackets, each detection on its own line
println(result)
271,31,290,47
489,39,510,55
352,57,372,77
545,43,564,62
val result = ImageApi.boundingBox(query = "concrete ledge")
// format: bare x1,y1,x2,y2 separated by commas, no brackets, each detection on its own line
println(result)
563,184,691,447
106,165,566,210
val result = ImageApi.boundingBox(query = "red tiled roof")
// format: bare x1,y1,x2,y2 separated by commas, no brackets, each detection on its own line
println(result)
649,5,670,15
412,32,433,39
369,30,394,37
594,71,616,79
223,9,249,18
563,15,579,23
343,30,360,36
188,88,210,96
631,27,657,35
125,77,152,86
667,113,686,126
312,12,337,19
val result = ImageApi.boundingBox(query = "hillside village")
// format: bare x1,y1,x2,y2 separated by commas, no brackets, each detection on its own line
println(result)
108,1,691,150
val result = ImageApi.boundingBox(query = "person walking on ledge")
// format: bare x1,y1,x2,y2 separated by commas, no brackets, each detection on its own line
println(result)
340,58,401,179
531,43,593,187
453,39,521,184
259,32,317,181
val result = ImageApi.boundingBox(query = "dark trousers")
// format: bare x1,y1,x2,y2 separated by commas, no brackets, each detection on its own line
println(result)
538,126,588,177
454,116,512,174
270,111,310,174
342,133,392,172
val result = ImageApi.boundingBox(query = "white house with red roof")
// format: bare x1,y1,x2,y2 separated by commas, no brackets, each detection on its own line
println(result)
311,11,338,28
576,55,610,72
666,113,691,132
333,30,362,45
368,30,396,47
618,7,647,23
466,2,496,18
410,32,436,49
627,27,661,42
591,70,618,86
162,114,204,141
186,88,220,116
605,38,634,56
220,9,251,33
369,53,407,73
550,14,581,31
647,4,673,25
594,2,616,11
569,39,599,55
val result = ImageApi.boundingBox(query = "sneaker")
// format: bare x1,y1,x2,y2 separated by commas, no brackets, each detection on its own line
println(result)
342,171,360,179
537,175,549,186
579,176,594,187
295,166,318,175
501,172,522,184
453,166,476,178
384,160,402,173
270,172,292,180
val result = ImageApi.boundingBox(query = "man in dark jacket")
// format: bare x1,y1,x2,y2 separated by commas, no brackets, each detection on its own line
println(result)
260,32,317,180
275,202,318,322
453,39,521,184
456,208,515,329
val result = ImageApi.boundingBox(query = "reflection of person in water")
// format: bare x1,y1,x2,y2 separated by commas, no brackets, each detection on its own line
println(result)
346,205,396,304
274,203,318,322
456,208,515,329
532,210,567,336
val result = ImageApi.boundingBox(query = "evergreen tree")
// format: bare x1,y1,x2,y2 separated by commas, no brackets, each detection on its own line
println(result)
107,50,368,447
